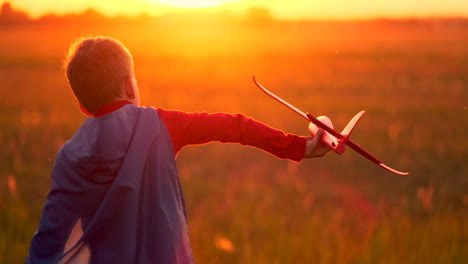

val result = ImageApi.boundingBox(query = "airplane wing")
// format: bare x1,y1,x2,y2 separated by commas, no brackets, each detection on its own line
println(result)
253,75,409,175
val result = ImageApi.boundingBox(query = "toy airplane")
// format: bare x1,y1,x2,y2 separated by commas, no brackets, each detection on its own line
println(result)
252,75,409,175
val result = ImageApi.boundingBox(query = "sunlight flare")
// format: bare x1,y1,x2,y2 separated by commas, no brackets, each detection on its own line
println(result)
215,237,235,253
152,0,239,8
7,174,17,195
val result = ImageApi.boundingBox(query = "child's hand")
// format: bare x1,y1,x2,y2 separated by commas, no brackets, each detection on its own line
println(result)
304,129,331,158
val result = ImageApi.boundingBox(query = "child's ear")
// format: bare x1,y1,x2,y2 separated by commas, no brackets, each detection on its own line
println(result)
123,76,135,99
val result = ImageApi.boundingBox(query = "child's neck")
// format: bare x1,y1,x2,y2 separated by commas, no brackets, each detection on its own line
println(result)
92,100,133,117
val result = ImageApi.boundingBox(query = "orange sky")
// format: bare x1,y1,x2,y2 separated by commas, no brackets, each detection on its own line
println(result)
5,0,468,19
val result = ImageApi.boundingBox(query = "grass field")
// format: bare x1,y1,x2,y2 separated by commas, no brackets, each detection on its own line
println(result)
0,14,467,263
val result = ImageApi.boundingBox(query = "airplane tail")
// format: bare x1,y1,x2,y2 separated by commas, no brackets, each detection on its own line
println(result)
306,111,366,155
340,111,366,143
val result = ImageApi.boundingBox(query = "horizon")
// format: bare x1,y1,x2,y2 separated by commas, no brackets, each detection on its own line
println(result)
2,0,468,20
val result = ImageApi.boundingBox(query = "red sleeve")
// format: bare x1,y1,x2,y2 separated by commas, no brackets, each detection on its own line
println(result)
157,108,307,162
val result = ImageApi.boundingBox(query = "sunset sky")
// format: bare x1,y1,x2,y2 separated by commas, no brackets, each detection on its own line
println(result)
5,0,468,19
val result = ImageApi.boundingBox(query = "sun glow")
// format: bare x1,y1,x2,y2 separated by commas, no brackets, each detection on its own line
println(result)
154,0,239,9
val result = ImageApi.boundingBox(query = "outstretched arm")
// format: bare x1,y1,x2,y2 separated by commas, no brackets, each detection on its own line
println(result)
157,108,321,162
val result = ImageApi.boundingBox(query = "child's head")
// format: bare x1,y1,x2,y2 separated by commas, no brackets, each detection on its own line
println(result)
64,36,137,114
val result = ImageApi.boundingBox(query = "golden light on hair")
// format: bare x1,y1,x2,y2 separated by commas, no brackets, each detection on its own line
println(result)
63,36,134,114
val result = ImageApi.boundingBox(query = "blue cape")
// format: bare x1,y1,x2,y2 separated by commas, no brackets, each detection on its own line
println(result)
27,105,193,263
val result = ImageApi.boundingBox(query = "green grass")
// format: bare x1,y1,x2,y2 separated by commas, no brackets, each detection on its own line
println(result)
0,19,467,263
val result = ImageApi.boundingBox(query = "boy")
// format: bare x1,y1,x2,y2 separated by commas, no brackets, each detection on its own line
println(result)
26,36,330,263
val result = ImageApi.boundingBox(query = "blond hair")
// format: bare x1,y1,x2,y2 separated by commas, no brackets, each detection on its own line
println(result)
64,36,134,114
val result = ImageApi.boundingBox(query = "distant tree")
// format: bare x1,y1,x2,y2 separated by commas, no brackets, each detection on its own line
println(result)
244,6,274,26
79,8,107,21
0,2,31,26
36,8,109,26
